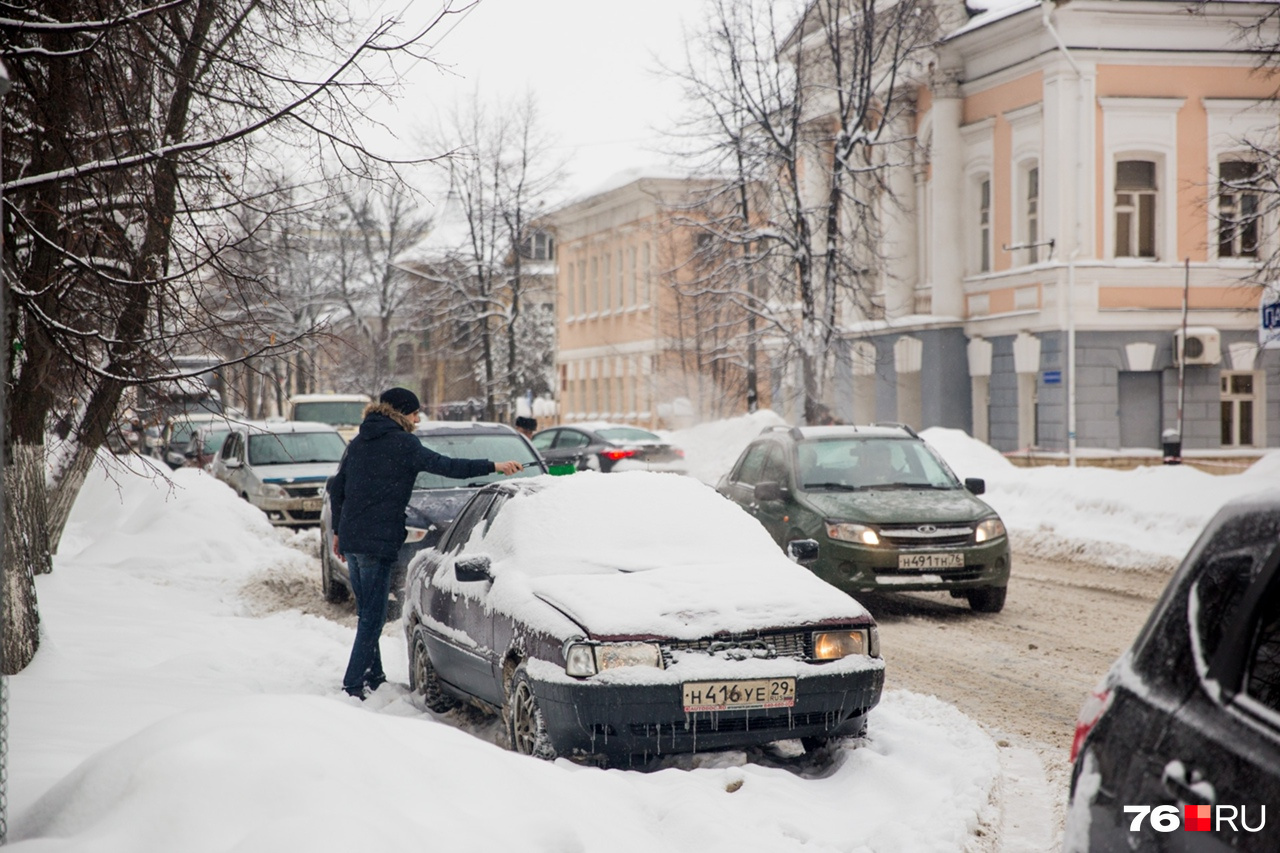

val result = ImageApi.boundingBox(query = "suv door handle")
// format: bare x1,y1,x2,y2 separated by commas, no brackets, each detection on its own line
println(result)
1162,760,1216,806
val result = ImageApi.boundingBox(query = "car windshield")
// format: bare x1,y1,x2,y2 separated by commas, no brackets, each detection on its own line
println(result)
595,427,661,442
413,433,542,489
797,438,960,491
169,421,199,445
292,401,367,427
247,431,346,465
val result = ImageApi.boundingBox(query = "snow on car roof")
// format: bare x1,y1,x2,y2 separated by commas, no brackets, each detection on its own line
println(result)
466,471,869,638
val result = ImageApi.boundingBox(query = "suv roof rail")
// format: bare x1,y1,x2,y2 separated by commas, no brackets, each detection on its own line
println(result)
872,422,919,438
760,424,806,441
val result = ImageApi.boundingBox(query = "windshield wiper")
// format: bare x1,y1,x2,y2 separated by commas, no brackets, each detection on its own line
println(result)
803,482,857,491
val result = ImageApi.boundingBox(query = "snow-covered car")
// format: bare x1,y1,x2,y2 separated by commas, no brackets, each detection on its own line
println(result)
211,420,346,527
530,422,686,474
404,471,885,764
1064,490,1280,851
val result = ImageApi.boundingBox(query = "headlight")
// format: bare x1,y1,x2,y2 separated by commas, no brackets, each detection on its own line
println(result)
974,517,1006,543
826,522,881,546
404,526,428,543
564,642,598,677
563,640,663,677
258,483,287,498
812,629,870,660
596,642,663,671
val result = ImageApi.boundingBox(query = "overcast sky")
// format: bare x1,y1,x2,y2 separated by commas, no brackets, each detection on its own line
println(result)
377,0,705,204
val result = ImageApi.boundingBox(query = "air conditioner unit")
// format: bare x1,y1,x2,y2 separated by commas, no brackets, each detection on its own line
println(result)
1174,327,1221,366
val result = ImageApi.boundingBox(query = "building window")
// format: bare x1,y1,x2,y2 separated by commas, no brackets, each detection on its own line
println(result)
1219,160,1259,259
1221,371,1259,447
589,257,599,313
602,252,612,310
1115,160,1157,258
576,260,586,316
566,262,576,315
979,177,991,273
1025,165,1040,264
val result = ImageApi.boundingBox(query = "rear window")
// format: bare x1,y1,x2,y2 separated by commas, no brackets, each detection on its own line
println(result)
596,427,660,442
414,433,542,489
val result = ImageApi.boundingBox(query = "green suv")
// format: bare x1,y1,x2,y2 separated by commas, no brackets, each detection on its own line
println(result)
717,424,1010,612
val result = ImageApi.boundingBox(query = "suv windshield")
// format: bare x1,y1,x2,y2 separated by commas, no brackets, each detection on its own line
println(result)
248,431,346,465
797,437,959,491
293,401,367,427
414,433,541,489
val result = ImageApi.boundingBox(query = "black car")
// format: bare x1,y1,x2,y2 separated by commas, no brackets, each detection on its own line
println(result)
530,422,686,474
1064,490,1280,851
319,421,546,615
404,471,884,765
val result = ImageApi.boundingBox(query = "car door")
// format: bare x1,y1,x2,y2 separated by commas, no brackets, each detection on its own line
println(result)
1150,536,1280,851
752,444,793,543
426,493,498,703
724,442,772,524
219,431,248,494
551,428,592,469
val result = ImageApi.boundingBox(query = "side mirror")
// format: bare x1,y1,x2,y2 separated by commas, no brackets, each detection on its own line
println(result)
964,477,986,495
786,539,820,565
754,481,786,502
455,555,493,583
224,458,242,469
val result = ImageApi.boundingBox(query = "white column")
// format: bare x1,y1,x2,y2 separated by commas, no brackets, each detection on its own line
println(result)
930,71,965,319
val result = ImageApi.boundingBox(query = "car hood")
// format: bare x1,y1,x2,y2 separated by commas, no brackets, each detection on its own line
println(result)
259,462,338,483
525,560,868,640
800,488,992,524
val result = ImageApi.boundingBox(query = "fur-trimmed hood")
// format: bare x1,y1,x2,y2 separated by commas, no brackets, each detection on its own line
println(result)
362,401,416,433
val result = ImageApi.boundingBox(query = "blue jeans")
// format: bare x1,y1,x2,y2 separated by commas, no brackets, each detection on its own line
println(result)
341,552,395,695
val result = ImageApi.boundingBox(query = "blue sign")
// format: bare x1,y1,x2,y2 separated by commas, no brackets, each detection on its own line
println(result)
1263,300,1280,350
1042,370,1062,385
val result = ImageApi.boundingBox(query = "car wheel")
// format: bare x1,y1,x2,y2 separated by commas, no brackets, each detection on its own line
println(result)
967,586,1007,613
506,664,557,760
800,735,831,754
409,628,457,713
320,545,349,603
580,454,601,472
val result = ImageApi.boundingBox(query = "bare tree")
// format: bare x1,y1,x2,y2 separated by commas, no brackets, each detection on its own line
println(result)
0,0,466,673
670,0,939,422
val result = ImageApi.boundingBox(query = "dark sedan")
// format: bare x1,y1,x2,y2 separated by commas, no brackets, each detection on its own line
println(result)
404,471,885,765
319,421,546,616
530,422,686,474
1064,489,1280,851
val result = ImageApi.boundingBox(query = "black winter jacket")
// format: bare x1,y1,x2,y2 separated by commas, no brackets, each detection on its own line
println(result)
327,410,495,559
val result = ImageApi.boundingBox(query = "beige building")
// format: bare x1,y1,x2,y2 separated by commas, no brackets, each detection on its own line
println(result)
802,0,1280,456
548,175,767,429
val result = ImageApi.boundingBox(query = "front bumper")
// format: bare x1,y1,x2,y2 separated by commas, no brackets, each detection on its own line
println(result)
812,537,1011,594
253,495,324,526
526,660,885,761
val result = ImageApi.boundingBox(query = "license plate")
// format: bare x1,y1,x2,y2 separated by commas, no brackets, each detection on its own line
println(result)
898,552,964,569
682,678,796,712
300,499,322,511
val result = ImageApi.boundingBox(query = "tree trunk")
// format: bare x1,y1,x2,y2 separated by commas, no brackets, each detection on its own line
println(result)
3,444,48,673
45,441,100,555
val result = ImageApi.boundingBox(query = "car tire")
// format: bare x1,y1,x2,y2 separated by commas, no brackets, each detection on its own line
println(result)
967,586,1007,613
506,664,557,760
320,545,349,603
409,628,457,713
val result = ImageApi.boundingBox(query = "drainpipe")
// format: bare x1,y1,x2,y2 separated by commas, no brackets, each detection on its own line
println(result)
1042,0,1084,467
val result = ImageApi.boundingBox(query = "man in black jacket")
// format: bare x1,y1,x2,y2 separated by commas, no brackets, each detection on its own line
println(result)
327,387,523,699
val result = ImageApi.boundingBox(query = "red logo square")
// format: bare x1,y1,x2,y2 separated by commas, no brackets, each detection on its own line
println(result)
1184,804,1212,832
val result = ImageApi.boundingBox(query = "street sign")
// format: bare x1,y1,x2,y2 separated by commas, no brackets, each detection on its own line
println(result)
1042,370,1062,385
1262,298,1280,350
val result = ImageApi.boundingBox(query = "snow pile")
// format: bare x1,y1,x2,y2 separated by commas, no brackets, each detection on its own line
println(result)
660,409,786,485
11,450,1003,852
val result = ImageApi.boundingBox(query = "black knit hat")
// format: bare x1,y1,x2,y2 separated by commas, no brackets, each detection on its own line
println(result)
379,387,420,415
515,416,537,431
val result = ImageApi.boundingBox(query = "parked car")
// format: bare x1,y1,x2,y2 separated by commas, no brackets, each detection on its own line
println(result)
1064,490,1280,851
210,420,346,527
160,412,226,469
404,471,885,764
530,422,686,474
319,420,546,614
716,424,1010,612
183,423,233,470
